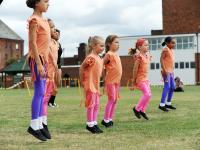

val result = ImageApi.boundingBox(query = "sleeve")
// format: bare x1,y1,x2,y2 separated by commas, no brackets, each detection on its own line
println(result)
134,54,142,62
103,53,110,64
84,56,95,66
28,17,38,32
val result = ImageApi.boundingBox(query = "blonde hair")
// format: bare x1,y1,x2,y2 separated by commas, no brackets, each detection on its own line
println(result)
87,36,104,55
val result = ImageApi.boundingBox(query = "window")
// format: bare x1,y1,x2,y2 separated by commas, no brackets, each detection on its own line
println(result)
148,38,162,51
175,36,194,50
175,62,179,69
150,63,155,70
156,63,160,69
180,62,184,69
190,62,195,68
16,44,19,50
185,62,189,68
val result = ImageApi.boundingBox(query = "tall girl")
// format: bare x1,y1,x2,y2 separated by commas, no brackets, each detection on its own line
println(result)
79,36,104,134
159,37,176,112
101,35,122,127
130,38,152,120
26,0,50,141
41,18,59,139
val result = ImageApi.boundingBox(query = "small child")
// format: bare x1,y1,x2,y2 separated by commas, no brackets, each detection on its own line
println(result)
101,35,122,127
79,36,104,134
130,38,152,120
159,37,176,111
26,0,50,141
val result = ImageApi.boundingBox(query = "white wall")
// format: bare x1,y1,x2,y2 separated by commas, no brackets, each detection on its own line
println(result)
118,34,199,85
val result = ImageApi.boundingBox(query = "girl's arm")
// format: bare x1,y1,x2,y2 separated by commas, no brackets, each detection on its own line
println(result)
29,20,46,77
79,61,89,85
132,59,139,85
160,51,167,76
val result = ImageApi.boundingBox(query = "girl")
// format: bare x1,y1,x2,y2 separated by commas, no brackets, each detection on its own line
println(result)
79,36,104,134
130,38,152,120
159,37,176,111
48,29,62,107
41,18,59,139
101,35,122,127
26,0,50,141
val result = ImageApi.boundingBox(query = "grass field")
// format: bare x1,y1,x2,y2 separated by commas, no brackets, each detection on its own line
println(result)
0,86,200,150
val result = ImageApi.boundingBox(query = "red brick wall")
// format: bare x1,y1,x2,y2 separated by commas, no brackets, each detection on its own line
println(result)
0,38,24,70
162,0,200,34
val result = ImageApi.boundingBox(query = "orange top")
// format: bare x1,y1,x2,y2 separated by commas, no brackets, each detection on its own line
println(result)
28,14,51,63
104,51,122,85
47,39,59,80
161,47,174,73
81,53,103,94
134,53,151,83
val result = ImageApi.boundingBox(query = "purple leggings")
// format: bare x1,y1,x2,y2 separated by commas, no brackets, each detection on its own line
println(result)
160,73,175,104
31,63,46,120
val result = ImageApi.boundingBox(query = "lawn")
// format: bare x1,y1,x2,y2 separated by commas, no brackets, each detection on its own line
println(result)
0,86,200,150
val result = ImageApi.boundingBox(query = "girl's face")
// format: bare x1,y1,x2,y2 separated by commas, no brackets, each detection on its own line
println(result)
139,40,149,53
109,38,119,52
167,39,176,49
48,20,56,38
35,0,49,12
93,40,105,54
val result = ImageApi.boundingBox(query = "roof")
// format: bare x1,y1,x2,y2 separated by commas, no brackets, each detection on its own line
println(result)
1,55,30,74
0,19,23,41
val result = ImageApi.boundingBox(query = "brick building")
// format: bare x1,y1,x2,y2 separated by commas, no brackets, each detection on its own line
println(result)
0,19,24,70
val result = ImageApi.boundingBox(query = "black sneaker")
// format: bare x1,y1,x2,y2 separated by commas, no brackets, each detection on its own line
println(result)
94,125,103,133
110,121,114,126
133,107,141,119
159,106,169,112
41,124,51,139
27,126,47,141
86,125,98,134
165,105,176,110
101,120,112,128
140,111,149,120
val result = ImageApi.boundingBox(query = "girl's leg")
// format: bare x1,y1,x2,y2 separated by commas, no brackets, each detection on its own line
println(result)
141,82,152,113
160,74,170,106
93,93,100,125
136,82,151,112
166,73,175,105
86,91,95,127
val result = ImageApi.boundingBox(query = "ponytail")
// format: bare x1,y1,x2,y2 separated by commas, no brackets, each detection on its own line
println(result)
162,36,173,47
128,48,137,56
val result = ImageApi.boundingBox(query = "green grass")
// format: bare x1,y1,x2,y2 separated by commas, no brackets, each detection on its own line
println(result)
0,86,200,150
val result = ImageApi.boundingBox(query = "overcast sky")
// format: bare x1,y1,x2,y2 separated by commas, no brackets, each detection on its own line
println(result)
0,0,162,57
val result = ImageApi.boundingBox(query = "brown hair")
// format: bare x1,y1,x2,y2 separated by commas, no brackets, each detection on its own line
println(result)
105,35,118,53
26,0,40,8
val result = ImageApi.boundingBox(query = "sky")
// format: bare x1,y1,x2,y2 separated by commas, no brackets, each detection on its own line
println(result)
0,0,162,57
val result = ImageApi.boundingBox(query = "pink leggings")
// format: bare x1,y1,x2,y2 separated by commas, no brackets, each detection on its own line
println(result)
104,84,120,120
135,81,151,113
86,92,100,122
42,80,55,116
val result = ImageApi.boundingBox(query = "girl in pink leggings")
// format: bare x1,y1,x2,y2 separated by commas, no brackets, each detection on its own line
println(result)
80,36,104,134
130,38,152,120
101,35,122,128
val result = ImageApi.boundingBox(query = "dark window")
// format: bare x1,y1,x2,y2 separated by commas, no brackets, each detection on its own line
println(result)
185,62,189,68
190,62,195,68
156,63,160,69
180,62,184,69
175,62,179,69
150,63,155,70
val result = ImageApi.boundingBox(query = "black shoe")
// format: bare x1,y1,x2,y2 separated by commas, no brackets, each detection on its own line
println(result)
86,125,98,134
140,111,149,120
159,106,169,112
27,126,47,141
41,124,51,139
94,125,103,133
110,121,114,126
101,120,112,128
133,107,141,119
165,105,176,110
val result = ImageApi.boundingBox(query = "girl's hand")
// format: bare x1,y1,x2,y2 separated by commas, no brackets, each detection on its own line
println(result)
37,63,46,77
161,70,167,77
